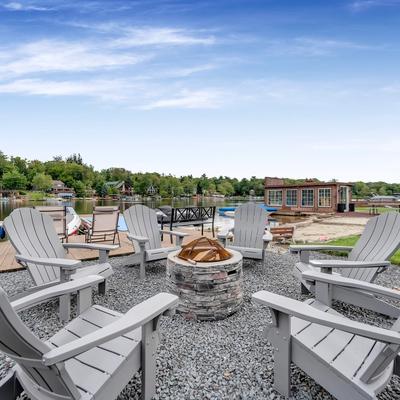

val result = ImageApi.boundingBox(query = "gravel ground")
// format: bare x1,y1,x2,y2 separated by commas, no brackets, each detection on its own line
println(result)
1,251,400,399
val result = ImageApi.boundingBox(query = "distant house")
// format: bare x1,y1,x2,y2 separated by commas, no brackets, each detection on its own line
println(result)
265,177,354,213
369,195,400,203
51,180,75,198
104,180,133,196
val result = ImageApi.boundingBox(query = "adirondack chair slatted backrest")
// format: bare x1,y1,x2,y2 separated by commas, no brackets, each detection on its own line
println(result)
359,317,400,383
233,203,268,249
92,206,119,235
123,205,161,252
3,208,65,285
0,288,80,398
344,212,400,281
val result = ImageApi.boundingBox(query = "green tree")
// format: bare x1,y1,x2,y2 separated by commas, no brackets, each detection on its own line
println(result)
2,169,27,190
32,173,53,191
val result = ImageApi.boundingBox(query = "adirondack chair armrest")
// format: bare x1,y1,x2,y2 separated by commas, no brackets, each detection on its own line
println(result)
217,229,234,239
263,232,273,243
63,243,119,263
302,271,400,301
11,275,103,312
252,290,400,345
63,243,119,251
160,230,189,238
127,234,150,245
160,230,188,246
15,255,81,271
309,259,390,270
42,293,179,366
289,245,354,254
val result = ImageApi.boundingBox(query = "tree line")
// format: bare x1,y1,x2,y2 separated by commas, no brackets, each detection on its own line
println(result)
0,151,264,198
0,151,398,199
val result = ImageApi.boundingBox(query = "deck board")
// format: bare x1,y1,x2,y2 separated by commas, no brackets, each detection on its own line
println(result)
0,228,214,273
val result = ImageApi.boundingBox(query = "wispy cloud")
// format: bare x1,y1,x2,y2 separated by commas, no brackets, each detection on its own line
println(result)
265,37,372,56
142,89,224,109
349,0,400,12
0,77,226,110
113,27,216,47
2,2,52,11
0,78,133,101
0,39,150,77
67,22,217,47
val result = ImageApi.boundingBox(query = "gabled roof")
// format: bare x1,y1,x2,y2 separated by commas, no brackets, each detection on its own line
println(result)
105,180,125,188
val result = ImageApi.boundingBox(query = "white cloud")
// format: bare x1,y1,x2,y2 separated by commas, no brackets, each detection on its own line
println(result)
265,37,372,56
112,27,216,48
0,78,133,101
349,0,400,12
3,2,51,11
67,22,217,47
0,39,150,76
142,89,224,109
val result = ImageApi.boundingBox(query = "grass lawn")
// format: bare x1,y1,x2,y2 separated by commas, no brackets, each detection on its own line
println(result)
317,235,400,266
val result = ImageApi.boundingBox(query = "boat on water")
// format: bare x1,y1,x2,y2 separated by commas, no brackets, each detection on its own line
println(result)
218,204,277,217
66,207,81,236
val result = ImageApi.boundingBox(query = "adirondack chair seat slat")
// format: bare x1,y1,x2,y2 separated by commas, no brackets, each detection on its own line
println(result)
145,246,180,262
226,245,264,260
72,263,113,280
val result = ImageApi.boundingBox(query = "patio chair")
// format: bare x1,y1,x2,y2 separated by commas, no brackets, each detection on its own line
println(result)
0,277,178,400
85,206,120,245
123,205,188,279
34,205,67,242
3,208,117,319
217,202,272,260
253,289,400,400
290,212,400,316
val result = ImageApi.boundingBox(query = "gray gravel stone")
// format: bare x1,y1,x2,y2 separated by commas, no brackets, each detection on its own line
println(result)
0,251,399,399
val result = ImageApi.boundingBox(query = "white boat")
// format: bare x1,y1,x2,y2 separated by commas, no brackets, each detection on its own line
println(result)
66,207,81,235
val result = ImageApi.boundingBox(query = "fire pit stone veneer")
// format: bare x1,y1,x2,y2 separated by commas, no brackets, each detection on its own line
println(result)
166,248,243,321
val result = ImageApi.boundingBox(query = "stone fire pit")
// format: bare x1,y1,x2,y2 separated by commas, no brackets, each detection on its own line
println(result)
166,245,243,321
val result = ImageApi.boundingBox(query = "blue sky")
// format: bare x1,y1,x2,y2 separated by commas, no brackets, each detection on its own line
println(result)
1,0,399,182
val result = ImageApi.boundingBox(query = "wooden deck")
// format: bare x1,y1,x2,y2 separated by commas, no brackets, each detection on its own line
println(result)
0,228,215,273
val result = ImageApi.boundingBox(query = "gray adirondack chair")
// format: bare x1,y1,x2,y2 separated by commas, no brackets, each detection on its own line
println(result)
217,202,272,260
123,205,188,279
85,206,120,245
0,276,178,400
3,208,117,318
253,289,400,400
290,212,400,316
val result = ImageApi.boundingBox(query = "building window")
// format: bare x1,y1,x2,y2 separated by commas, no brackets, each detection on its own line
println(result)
301,189,314,207
318,188,332,207
286,189,297,206
268,190,282,206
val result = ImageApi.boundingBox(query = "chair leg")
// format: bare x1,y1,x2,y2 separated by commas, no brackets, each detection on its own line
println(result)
141,319,160,400
266,311,292,397
0,370,23,400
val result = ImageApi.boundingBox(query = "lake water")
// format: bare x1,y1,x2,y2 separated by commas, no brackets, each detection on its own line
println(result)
0,198,303,227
